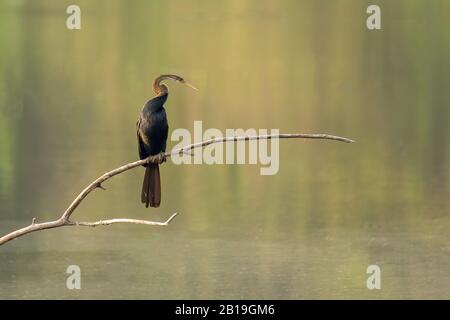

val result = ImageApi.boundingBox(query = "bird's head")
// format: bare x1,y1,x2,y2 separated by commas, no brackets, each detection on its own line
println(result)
153,74,198,95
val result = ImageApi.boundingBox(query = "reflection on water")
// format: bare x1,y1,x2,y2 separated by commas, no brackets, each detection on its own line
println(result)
0,0,449,299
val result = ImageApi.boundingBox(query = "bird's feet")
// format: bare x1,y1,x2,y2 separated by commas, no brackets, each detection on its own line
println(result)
148,152,166,165
156,152,166,164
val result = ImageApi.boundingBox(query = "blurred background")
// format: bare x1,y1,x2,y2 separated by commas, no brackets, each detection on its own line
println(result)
0,0,449,299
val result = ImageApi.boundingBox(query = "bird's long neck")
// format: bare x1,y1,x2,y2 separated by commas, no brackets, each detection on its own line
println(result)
152,74,184,96
152,75,171,96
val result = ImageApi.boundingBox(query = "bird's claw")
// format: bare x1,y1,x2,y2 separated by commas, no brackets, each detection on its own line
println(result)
157,152,166,164
148,152,166,165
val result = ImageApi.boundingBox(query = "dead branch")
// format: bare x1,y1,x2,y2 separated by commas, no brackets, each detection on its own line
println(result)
0,132,354,246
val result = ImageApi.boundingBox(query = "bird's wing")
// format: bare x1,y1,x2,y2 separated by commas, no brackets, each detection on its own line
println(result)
162,111,169,152
136,116,148,160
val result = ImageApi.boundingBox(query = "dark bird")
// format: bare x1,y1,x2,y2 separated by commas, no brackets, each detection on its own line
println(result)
137,74,197,207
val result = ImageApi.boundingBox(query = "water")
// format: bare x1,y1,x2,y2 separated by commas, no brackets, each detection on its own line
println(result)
0,0,449,299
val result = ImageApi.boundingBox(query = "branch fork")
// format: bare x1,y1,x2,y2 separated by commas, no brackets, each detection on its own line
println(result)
0,132,353,246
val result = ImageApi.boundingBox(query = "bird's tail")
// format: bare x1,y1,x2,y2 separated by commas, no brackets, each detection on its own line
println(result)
141,164,161,208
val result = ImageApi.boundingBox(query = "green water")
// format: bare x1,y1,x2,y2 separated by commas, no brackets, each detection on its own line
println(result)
0,0,449,299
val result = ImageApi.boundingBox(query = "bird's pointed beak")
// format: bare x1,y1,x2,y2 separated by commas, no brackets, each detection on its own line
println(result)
182,81,198,91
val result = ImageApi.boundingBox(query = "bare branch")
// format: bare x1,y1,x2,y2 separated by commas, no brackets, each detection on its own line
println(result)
0,132,353,246
173,133,355,156
69,213,178,227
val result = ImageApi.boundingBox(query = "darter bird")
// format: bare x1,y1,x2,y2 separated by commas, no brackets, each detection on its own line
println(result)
136,74,197,207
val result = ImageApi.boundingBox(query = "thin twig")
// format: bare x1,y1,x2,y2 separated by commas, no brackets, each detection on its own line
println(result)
0,132,353,246
69,213,178,227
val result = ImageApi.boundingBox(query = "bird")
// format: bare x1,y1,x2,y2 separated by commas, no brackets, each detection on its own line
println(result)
137,74,197,207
